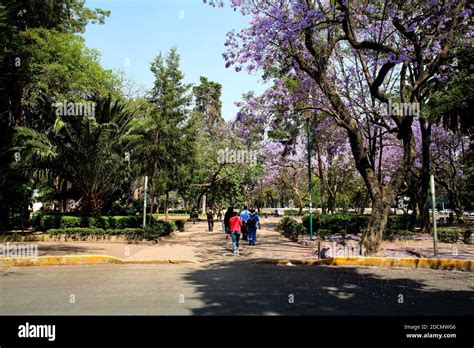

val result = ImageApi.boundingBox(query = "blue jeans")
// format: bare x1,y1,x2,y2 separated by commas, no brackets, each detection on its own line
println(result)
231,231,240,251
248,227,257,244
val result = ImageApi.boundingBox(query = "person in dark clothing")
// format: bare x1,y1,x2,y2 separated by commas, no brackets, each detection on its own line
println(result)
223,206,234,239
206,209,215,232
240,205,250,241
247,208,260,245
190,208,198,224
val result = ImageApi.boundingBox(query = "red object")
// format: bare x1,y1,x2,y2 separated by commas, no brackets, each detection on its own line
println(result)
229,216,242,232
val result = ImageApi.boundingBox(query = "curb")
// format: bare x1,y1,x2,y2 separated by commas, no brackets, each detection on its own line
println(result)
256,257,473,272
0,255,195,268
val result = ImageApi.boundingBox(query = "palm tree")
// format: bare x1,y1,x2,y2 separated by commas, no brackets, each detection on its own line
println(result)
14,97,136,216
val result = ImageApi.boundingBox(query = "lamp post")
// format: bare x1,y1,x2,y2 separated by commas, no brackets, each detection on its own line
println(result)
305,111,313,240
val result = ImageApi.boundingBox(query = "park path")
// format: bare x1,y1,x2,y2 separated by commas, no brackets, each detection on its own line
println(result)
23,218,314,265
25,218,474,263
126,218,315,265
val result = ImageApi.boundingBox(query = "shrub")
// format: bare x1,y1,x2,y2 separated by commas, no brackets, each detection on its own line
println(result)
284,209,300,216
33,214,141,231
167,209,191,215
301,214,416,237
46,224,174,241
463,230,472,244
175,219,185,231
437,229,460,243
387,215,417,231
33,213,63,231
47,228,106,239
316,229,332,240
277,217,305,241
301,215,322,235
277,217,295,232
142,221,175,240
107,216,141,229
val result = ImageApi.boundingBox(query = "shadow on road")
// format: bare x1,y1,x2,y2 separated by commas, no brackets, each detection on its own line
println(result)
183,260,474,315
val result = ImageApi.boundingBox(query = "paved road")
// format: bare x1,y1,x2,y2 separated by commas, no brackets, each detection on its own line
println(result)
1,263,472,315
1,221,473,315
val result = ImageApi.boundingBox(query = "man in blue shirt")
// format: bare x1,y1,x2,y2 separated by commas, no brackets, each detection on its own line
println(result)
246,208,260,245
239,205,250,241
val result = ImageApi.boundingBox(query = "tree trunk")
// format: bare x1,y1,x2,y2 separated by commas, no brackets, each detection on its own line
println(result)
165,192,169,221
328,190,337,214
418,120,432,234
315,139,327,214
81,196,103,216
364,199,391,255
149,196,156,224
296,194,304,216
302,67,416,256
446,188,464,224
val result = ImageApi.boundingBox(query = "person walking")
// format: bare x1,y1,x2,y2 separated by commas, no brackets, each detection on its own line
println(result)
229,211,242,255
223,206,234,239
206,208,215,232
217,208,223,222
190,207,198,224
239,205,250,241
247,208,260,246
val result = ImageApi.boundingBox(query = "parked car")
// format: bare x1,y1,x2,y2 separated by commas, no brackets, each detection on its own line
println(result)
439,209,452,215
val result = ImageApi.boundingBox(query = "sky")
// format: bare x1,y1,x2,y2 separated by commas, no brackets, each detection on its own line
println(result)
83,0,267,120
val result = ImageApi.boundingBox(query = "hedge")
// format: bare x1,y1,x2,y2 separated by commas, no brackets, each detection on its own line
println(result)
437,229,460,243
283,209,301,216
436,229,473,244
33,214,142,231
46,221,177,241
168,209,191,214
301,214,416,236
278,214,418,241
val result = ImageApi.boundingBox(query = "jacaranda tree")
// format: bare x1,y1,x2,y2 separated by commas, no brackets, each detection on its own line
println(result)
207,0,472,254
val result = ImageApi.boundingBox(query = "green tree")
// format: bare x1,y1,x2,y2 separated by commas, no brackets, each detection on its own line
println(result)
129,48,197,216
14,98,136,216
193,76,223,125
0,0,110,228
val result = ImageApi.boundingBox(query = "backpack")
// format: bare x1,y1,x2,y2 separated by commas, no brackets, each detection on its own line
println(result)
247,214,257,228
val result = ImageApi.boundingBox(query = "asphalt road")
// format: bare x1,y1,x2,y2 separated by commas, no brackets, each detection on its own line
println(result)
1,263,472,315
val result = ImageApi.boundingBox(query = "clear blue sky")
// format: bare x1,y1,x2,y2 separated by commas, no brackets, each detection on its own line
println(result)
83,0,267,120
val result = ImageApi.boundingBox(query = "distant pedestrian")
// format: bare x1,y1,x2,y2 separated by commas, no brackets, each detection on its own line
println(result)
190,208,198,224
229,211,242,255
247,208,260,246
223,206,234,239
240,205,250,241
217,208,223,222
206,209,215,232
